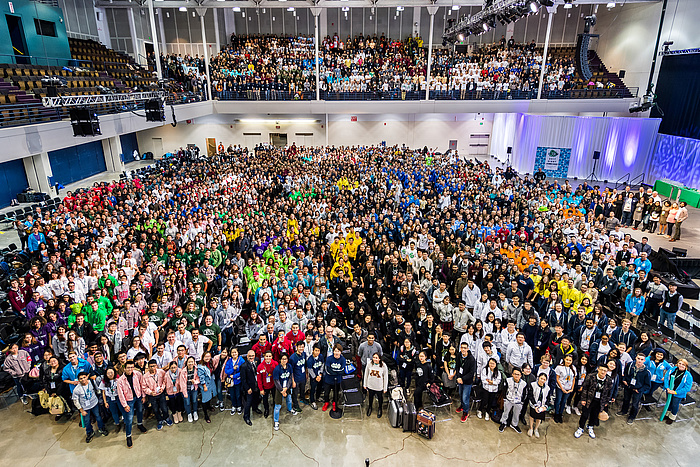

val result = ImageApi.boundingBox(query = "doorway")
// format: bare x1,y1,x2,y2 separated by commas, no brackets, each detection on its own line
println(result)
270,133,288,147
206,138,217,157
152,137,163,158
144,42,154,62
6,15,29,64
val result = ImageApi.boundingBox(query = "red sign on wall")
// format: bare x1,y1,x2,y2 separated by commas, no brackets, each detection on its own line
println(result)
351,116,357,122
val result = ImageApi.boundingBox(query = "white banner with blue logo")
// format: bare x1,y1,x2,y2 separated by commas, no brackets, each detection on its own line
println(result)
535,147,571,178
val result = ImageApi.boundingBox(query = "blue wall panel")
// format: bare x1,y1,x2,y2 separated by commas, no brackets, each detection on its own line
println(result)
120,133,139,163
0,159,29,207
48,140,106,186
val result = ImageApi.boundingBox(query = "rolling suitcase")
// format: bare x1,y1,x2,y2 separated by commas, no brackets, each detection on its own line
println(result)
402,402,417,432
389,399,404,428
417,409,436,440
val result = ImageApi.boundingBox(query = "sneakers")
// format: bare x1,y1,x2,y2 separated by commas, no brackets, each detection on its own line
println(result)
476,410,482,419
311,402,318,410
127,436,133,448
574,427,584,438
157,422,163,431
534,429,540,439
322,402,330,412
588,427,596,439
527,428,533,437
499,423,506,433
574,407,581,416
456,407,463,413
274,422,279,431
219,403,226,412
137,424,147,433
293,406,302,413
627,418,634,425
188,414,194,423
616,411,626,417
86,432,94,443
461,413,468,423
485,413,490,421
230,408,237,416
165,418,173,427
511,425,522,434
193,412,199,422
237,407,242,414
565,406,571,415
291,409,299,415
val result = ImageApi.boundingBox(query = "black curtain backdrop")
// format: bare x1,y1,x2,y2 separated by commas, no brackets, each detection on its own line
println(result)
651,53,700,139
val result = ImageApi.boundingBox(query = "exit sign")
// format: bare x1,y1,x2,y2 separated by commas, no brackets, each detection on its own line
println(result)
9,2,14,13
351,116,357,122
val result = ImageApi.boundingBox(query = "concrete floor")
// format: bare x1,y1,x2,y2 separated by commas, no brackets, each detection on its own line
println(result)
0,395,698,467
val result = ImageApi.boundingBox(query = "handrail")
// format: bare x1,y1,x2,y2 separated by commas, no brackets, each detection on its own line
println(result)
614,173,631,191
0,53,93,68
630,173,645,187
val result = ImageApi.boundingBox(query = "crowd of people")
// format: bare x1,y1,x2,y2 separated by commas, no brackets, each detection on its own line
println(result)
206,34,615,100
1,143,694,450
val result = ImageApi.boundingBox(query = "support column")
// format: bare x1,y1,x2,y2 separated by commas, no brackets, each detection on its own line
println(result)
102,137,124,174
197,8,213,101
319,8,328,40
22,153,53,194
147,0,162,79
158,8,167,55
127,7,140,63
425,6,438,100
537,7,555,100
412,6,421,38
213,8,221,54
312,7,321,101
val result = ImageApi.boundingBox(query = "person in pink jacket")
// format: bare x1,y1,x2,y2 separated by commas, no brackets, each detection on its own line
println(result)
116,360,148,448
164,360,186,423
142,359,172,430
182,356,201,422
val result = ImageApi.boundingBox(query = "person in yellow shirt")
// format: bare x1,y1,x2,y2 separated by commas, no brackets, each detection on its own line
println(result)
286,215,299,242
330,237,343,259
345,232,362,260
560,279,580,313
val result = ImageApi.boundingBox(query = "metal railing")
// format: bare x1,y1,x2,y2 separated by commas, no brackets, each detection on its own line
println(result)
614,173,631,191
0,53,93,68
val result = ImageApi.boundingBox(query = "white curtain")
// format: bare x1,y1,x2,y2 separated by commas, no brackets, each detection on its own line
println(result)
493,113,661,181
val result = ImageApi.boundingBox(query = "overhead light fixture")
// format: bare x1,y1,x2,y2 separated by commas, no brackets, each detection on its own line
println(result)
179,7,187,12
233,7,241,12
236,119,319,124
452,5,460,11
342,6,349,12
287,7,294,12
563,0,573,9
397,6,404,12
482,23,489,31
530,2,538,13
606,2,616,8
458,34,464,41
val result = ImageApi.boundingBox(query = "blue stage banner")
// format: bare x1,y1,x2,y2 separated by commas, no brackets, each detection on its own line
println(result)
534,147,571,178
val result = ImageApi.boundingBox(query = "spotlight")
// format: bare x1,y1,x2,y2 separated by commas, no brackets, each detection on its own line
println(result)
233,7,241,12
606,2,615,8
452,5,459,10
482,23,489,32
530,2,538,13
563,0,573,9
178,6,186,12
458,34,464,41
396,6,404,12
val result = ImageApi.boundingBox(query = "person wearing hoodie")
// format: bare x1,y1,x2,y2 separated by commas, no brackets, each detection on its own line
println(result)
2,343,32,404
289,341,308,412
477,358,502,420
663,359,694,424
363,352,388,417
256,350,278,418
223,348,246,415
398,338,418,389
617,353,651,424
456,341,476,422
116,360,147,448
142,359,172,430
644,349,672,402
306,345,325,410
164,361,186,424
453,302,475,340
413,351,434,410
272,353,298,431
322,344,346,412
72,371,108,443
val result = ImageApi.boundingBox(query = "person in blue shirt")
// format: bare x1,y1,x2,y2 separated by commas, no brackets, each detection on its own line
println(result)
306,345,325,410
27,226,46,253
61,350,93,394
663,359,694,424
644,349,672,403
223,348,245,414
624,287,645,328
272,354,297,431
633,252,652,275
289,341,307,413
616,353,651,424
322,344,347,412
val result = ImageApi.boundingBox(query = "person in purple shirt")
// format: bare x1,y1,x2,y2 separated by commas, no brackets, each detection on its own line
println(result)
25,292,46,319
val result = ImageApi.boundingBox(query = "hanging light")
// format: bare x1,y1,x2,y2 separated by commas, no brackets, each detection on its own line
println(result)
530,2,538,13
452,5,460,11
396,6,404,12
179,7,187,12
233,7,241,12
287,7,295,12
606,2,616,8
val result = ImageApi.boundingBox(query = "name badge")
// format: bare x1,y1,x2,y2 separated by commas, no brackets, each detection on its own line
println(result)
595,391,601,398
266,375,271,383
630,378,636,386
50,382,56,389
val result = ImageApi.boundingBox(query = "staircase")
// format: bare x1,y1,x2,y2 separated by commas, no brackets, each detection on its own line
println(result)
588,50,634,98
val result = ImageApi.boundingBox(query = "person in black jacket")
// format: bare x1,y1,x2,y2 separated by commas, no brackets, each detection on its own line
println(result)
413,351,434,410
456,342,476,422
241,350,260,426
616,353,652,424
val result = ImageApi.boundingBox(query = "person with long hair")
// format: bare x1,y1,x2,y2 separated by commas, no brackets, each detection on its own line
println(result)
477,357,501,421
223,347,245,415
183,356,200,423
98,367,122,432
164,360,186,424
197,351,218,423
663,359,694,424
363,352,388,418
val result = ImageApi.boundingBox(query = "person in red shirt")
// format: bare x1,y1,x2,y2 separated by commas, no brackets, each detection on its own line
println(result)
272,330,293,363
286,323,306,346
256,350,278,418
252,334,272,362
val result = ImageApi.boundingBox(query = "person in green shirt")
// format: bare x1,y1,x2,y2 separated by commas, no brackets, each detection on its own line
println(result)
97,270,117,292
66,302,85,327
147,301,169,342
199,315,222,352
86,300,108,332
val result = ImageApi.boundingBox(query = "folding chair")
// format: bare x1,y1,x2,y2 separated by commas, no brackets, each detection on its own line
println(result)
692,308,700,322
340,374,363,419
676,316,691,333
676,335,692,352
691,344,700,362
693,325,700,341
425,383,453,423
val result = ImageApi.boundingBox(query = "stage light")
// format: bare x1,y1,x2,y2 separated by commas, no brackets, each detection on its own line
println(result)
606,2,615,8
458,34,464,41
452,5,459,10
397,6,404,12
179,7,187,12
483,23,489,32
233,7,241,12
563,1,573,9
530,2,538,13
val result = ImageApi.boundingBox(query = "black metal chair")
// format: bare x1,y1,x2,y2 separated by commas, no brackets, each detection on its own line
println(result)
693,308,700,322
340,374,363,419
676,316,691,333
677,334,692,351
691,344,700,362
693,325,700,340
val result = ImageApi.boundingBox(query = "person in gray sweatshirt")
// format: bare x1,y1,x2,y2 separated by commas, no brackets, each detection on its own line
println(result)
357,333,383,370
72,371,108,443
363,353,389,418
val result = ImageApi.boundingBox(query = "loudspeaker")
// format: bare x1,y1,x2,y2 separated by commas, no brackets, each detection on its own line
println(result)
575,33,594,81
593,151,600,160
507,147,512,154
69,107,100,137
619,70,626,78
672,247,688,258
145,98,165,122
47,86,57,98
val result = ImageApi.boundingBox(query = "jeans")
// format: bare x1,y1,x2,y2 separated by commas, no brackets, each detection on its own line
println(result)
118,398,143,438
621,211,633,226
399,368,412,389
458,384,472,412
183,389,198,414
621,387,643,420
309,378,322,403
106,397,121,425
149,393,169,422
81,405,105,435
658,311,676,329
273,393,292,422
229,384,242,409
554,387,569,415
669,394,683,415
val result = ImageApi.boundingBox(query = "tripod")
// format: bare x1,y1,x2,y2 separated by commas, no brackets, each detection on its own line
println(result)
586,157,600,182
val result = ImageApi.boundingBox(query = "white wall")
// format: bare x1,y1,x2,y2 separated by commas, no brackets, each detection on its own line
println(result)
135,113,493,156
594,0,700,94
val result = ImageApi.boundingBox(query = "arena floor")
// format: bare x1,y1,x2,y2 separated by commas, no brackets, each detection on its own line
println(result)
0,395,698,467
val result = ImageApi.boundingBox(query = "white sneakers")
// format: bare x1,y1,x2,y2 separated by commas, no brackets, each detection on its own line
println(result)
193,412,199,422
230,408,237,416
565,406,571,415
188,414,193,423
574,407,581,416
528,428,533,437
476,411,483,419
485,413,490,421
588,427,596,439
574,427,584,438
274,422,280,431
534,429,540,439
